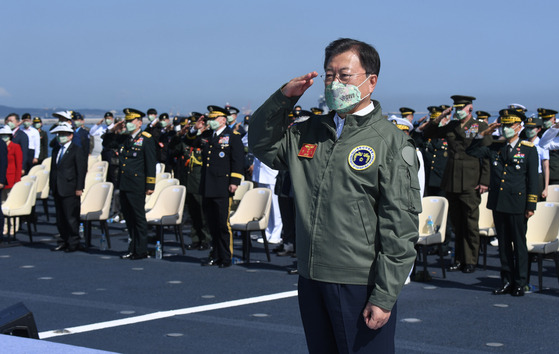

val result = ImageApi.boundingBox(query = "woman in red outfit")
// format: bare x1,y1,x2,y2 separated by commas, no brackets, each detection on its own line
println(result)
0,126,23,201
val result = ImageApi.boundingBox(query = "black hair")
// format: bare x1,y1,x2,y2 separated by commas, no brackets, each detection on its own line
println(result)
324,38,381,77
5,113,20,121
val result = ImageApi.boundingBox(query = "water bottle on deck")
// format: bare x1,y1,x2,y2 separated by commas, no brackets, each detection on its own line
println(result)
155,241,162,260
426,216,435,234
100,233,107,251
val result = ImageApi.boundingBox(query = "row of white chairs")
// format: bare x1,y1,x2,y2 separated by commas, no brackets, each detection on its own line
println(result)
416,196,559,291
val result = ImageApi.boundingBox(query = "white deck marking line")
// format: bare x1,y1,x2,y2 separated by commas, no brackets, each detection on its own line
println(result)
39,290,298,339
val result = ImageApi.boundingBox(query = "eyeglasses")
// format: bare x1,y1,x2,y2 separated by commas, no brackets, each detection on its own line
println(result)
320,72,367,84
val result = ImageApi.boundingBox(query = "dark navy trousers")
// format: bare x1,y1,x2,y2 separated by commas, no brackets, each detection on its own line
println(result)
298,276,397,354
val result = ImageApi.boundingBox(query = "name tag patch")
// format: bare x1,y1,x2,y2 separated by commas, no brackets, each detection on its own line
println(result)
298,144,317,158
348,145,375,170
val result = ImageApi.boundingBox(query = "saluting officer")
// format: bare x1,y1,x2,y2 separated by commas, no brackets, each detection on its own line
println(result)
423,95,492,273
116,108,156,260
422,106,449,197
538,109,559,185
466,109,538,296
191,105,244,268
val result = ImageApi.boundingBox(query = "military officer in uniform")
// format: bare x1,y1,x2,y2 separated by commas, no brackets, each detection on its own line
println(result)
467,109,538,296
423,95,492,273
476,111,491,124
191,106,244,268
422,106,449,197
115,108,156,260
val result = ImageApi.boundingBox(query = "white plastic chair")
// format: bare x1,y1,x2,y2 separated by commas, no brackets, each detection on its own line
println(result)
87,155,101,170
80,182,114,249
145,178,179,211
229,188,273,263
546,184,559,202
146,185,187,255
1,180,37,243
478,192,497,269
82,172,104,202
34,170,51,221
526,202,559,291
90,161,109,181
155,172,171,184
27,164,45,177
41,157,52,172
415,196,449,279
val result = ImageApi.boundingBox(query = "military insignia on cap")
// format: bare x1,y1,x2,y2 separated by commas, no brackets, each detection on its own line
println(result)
348,146,375,171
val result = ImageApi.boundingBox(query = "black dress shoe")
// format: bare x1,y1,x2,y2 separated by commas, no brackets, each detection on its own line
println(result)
511,286,525,297
462,264,476,273
130,253,149,260
186,242,200,250
202,259,220,267
198,242,210,251
218,262,231,268
287,268,298,275
493,282,513,295
51,244,67,252
448,262,463,272
120,252,135,260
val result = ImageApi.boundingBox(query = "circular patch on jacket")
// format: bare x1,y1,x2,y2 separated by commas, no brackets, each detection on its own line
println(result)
219,152,225,158
348,145,375,170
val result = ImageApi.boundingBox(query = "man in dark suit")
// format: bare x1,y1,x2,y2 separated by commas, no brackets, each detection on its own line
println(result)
4,113,29,175
191,105,244,268
423,95,492,273
50,122,87,252
72,111,91,155
467,109,538,296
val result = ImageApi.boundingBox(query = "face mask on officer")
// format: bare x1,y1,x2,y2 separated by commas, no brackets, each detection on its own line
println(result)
57,134,70,144
453,109,468,120
1,136,10,143
500,125,517,139
22,121,32,128
74,121,83,128
126,122,137,133
227,116,236,123
160,120,169,128
34,123,42,129
208,119,220,130
105,119,113,126
6,121,16,130
543,119,554,129
524,127,538,139
148,115,156,122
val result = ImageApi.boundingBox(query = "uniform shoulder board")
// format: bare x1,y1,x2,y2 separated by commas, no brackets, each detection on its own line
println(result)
233,131,241,135
141,131,152,138
520,140,534,147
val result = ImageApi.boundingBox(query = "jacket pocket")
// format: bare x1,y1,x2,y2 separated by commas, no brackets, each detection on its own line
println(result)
357,199,377,245
398,166,422,214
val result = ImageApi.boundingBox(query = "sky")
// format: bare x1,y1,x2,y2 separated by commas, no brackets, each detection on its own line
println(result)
1,0,558,117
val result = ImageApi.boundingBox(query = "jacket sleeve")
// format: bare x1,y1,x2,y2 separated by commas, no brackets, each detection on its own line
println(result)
0,141,7,185
14,144,23,182
76,145,87,191
539,127,559,150
526,145,539,211
229,132,245,185
370,137,421,311
248,88,299,170
17,133,29,172
423,120,451,139
143,136,156,190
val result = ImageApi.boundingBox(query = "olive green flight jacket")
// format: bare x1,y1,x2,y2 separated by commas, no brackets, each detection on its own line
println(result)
248,89,421,311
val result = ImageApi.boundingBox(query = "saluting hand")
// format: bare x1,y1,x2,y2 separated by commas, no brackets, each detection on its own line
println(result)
281,72,318,98
479,122,500,136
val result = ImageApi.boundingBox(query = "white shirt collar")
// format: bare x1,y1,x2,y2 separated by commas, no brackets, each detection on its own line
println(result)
214,126,226,137
332,102,375,139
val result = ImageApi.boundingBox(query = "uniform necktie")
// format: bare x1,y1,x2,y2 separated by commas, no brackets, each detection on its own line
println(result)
57,145,65,165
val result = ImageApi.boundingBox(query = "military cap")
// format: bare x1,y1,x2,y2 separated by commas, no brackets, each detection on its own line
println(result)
450,95,476,108
244,115,250,124
508,103,527,113
226,106,240,115
32,117,42,123
310,107,324,115
476,111,491,120
191,112,204,120
440,104,451,111
123,108,146,121
538,108,557,119
524,115,542,128
159,113,170,120
389,116,413,131
172,116,181,126
104,111,114,118
21,113,31,120
207,105,228,119
179,117,189,126
399,107,415,116
52,110,73,121
72,111,84,120
147,108,157,116
428,106,443,120
499,108,525,124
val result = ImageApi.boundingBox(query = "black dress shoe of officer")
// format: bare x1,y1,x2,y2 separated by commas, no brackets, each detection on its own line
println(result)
120,252,135,260
493,283,513,295
448,262,463,272
51,244,67,252
186,242,200,250
130,253,149,260
462,264,476,273
198,242,210,251
202,259,220,266
511,286,525,297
